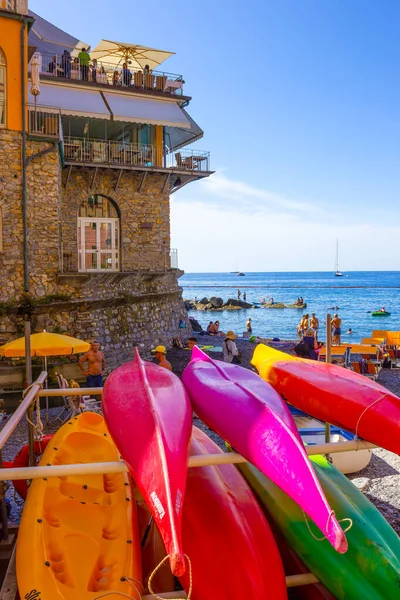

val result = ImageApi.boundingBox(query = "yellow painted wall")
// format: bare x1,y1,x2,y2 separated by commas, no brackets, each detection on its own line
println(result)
0,15,28,131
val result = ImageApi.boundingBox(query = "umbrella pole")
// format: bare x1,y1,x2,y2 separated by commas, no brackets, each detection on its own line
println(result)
44,356,49,425
25,320,35,467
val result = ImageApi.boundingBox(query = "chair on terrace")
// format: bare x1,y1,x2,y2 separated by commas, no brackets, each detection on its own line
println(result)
175,152,191,169
55,373,102,424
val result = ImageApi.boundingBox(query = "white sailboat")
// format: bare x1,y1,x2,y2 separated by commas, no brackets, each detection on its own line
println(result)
334,239,343,277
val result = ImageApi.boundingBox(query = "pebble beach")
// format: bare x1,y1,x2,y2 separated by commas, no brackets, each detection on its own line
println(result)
2,335,400,536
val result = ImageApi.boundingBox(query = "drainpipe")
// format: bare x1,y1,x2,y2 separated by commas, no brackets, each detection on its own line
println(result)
21,17,28,293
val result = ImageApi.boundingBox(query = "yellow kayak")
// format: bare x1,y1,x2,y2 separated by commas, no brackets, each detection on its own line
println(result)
17,412,142,600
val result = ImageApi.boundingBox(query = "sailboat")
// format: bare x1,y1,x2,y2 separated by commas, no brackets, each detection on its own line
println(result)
334,239,343,277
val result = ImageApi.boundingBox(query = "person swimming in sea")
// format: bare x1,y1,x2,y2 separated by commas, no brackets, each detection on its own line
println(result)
346,328,352,335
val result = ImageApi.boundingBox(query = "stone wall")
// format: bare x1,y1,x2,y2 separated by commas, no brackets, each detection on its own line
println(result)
0,131,191,366
61,169,170,273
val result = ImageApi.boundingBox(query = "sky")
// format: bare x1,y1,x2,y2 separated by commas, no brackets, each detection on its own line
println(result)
31,0,400,272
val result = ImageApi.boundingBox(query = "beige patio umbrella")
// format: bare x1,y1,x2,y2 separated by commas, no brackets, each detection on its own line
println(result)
90,39,174,71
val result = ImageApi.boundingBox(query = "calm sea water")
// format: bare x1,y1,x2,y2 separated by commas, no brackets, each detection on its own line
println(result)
180,271,400,342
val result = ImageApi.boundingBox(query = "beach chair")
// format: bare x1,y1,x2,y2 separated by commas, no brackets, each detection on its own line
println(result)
55,373,101,424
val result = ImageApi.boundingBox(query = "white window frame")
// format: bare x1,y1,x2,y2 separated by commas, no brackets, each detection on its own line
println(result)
78,217,119,272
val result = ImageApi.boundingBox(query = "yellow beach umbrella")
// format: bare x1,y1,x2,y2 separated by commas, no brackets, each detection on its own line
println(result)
0,331,90,357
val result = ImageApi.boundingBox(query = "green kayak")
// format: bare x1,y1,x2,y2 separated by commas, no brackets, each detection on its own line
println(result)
371,311,391,317
237,453,400,599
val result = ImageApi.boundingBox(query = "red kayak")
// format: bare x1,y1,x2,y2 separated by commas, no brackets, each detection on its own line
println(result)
103,348,192,576
252,344,400,456
179,427,287,599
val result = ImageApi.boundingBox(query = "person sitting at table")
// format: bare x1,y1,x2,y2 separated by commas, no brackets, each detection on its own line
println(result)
48,56,57,74
113,70,120,86
122,63,132,86
143,64,151,74
71,57,80,79
97,65,108,84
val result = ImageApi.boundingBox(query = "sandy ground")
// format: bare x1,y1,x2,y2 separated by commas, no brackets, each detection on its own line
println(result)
2,335,400,536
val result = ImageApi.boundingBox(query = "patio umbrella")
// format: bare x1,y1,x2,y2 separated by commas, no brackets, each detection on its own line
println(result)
0,331,91,422
30,55,40,131
90,39,174,71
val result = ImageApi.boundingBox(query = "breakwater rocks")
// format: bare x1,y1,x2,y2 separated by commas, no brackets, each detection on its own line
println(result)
184,297,307,311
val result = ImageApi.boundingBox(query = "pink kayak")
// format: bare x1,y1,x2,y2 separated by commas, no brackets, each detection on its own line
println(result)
103,347,192,576
182,347,347,554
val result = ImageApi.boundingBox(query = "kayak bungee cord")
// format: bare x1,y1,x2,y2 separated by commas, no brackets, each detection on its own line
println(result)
355,392,386,438
148,554,192,600
93,575,143,599
302,509,353,542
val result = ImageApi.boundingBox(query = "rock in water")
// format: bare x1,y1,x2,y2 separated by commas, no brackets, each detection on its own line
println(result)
209,297,224,308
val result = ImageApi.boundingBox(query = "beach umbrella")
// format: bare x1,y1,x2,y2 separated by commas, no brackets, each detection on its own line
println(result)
90,39,174,71
0,331,90,422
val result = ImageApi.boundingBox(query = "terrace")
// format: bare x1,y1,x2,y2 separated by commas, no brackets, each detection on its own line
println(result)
28,106,211,175
30,51,185,98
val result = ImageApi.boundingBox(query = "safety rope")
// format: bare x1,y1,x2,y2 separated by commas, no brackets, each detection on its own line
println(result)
355,393,386,439
148,554,192,600
302,509,353,542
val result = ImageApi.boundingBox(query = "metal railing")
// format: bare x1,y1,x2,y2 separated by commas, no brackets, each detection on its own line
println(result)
29,51,184,96
0,0,27,13
167,149,210,172
28,105,60,137
63,136,211,172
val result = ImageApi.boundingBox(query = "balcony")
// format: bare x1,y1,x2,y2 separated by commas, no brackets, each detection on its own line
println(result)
30,51,185,98
28,105,60,137
62,137,211,173
0,0,27,13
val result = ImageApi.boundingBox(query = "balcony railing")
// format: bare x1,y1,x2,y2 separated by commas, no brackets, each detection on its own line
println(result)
29,51,184,96
28,105,61,137
62,136,211,172
0,0,27,13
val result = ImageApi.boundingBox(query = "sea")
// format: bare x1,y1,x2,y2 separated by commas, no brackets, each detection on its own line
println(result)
180,271,400,342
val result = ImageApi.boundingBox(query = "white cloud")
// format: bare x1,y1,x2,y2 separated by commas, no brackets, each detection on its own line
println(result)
171,198,400,272
198,173,316,213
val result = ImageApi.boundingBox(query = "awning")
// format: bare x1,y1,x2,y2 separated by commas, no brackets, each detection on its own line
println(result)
104,93,190,128
164,108,204,151
29,83,111,119
29,10,90,56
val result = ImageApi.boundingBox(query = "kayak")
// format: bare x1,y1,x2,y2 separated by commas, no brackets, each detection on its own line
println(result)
237,452,400,599
252,344,400,456
103,347,192,577
292,408,371,474
17,412,142,600
371,311,391,316
182,347,347,554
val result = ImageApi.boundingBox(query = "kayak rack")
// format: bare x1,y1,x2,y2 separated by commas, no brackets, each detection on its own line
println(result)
0,373,378,596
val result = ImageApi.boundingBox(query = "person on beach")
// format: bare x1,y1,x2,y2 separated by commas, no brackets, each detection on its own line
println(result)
79,340,106,387
222,331,240,364
238,289,241,300
207,321,214,333
310,313,319,337
211,321,223,335
297,328,318,360
246,318,252,333
151,345,172,371
243,292,247,302
297,314,309,336
187,337,198,350
331,313,342,345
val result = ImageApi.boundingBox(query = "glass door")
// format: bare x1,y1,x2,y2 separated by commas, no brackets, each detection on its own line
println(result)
78,218,119,271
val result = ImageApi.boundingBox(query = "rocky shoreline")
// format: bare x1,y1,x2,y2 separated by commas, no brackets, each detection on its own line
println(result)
184,297,307,311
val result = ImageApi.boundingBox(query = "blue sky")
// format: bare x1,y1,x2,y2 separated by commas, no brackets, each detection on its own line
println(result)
31,0,400,272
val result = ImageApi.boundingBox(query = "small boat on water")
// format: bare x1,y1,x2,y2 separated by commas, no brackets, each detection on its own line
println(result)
237,272,245,276
334,239,344,277
372,310,391,317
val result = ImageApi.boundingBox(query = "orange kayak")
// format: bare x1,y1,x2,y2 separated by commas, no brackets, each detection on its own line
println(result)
252,344,400,455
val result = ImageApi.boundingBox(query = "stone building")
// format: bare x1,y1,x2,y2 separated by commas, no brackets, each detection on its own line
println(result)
0,2,212,368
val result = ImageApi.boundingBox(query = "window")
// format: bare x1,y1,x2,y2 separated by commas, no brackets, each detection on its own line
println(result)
0,49,5,127
77,195,120,272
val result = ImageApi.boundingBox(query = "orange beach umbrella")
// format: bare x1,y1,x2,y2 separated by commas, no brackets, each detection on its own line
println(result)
0,331,90,358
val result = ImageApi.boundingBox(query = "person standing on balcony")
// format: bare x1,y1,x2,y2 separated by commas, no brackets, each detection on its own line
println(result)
122,63,132,86
91,58,98,82
61,50,71,78
78,47,90,81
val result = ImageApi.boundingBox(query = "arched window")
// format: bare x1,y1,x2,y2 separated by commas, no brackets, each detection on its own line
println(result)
77,195,120,272
0,49,6,127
